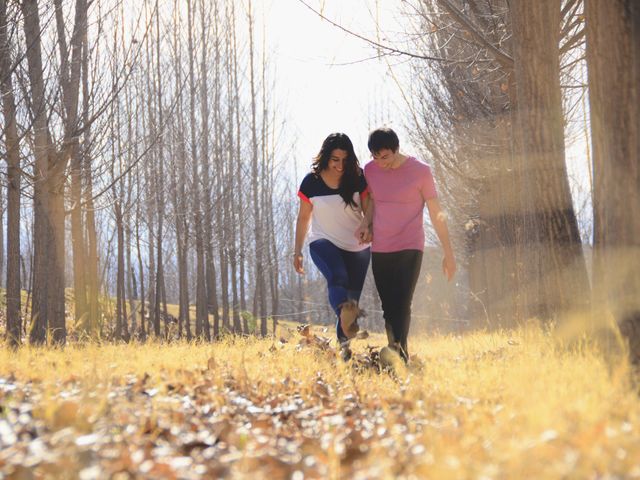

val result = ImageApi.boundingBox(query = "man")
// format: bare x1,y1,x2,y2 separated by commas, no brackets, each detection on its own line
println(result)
357,127,456,368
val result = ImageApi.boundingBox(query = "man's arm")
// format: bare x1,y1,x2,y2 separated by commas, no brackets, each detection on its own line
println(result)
426,198,456,281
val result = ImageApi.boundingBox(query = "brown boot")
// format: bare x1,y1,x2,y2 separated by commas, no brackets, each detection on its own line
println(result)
339,300,360,339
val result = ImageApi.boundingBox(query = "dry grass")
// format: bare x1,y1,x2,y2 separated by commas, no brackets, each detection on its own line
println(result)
1,324,639,479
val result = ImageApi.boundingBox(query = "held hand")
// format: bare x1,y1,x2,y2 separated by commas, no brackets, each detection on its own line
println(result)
442,253,456,282
293,254,304,275
355,222,372,245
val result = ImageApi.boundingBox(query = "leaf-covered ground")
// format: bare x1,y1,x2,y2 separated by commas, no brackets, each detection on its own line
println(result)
1,325,639,479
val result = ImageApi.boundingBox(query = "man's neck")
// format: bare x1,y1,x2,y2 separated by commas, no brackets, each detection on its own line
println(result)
389,152,407,169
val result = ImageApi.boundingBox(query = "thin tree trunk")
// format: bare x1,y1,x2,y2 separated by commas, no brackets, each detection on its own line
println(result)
1,0,22,346
231,2,247,318
187,0,209,340
126,221,137,336
115,202,125,340
82,14,99,336
22,0,51,345
199,0,220,337
169,2,190,339
247,0,267,336
224,4,242,334
135,195,146,340
142,5,158,337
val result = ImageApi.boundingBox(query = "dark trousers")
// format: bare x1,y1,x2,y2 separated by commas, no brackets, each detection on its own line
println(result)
372,250,423,360
309,239,371,342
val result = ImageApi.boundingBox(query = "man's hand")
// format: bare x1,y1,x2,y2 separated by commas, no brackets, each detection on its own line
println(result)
293,254,304,274
355,221,372,245
442,253,456,282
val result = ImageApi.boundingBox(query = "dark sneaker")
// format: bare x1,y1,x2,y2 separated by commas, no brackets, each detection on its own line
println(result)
339,300,360,339
379,344,407,377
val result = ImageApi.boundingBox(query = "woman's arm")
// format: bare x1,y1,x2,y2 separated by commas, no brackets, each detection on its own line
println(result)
355,191,374,244
293,198,313,274
426,198,456,281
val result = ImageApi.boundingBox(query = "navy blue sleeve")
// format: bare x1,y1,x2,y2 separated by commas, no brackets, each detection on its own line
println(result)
298,173,314,203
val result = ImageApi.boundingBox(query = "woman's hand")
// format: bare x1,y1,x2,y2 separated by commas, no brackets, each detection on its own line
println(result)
355,220,372,244
293,253,304,274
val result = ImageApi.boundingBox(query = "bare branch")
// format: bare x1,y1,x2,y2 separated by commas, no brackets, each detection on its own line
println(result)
295,0,454,63
435,0,513,68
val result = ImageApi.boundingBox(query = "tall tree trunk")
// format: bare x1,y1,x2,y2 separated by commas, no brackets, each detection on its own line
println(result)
1,0,22,346
66,0,89,331
587,0,640,361
224,5,242,334
169,3,190,339
142,7,158,337
248,0,267,336
187,0,209,340
510,0,590,320
47,158,67,344
115,202,125,340
200,0,221,337
230,3,247,319
126,220,137,336
263,49,279,332
135,196,146,340
153,0,167,340
124,61,137,339
82,13,100,335
70,145,86,325
22,0,51,345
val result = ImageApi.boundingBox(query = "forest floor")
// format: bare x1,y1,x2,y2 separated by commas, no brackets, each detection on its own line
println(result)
1,323,639,479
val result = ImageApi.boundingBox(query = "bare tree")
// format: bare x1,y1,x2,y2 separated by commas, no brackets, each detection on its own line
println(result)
21,0,56,344
247,0,268,336
1,0,22,346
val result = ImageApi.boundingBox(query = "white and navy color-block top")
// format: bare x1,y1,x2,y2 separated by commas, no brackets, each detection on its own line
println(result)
298,172,370,252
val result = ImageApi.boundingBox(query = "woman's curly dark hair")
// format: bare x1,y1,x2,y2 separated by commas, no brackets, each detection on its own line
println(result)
311,132,362,208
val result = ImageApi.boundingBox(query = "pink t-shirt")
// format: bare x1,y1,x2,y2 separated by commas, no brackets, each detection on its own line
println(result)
364,156,437,253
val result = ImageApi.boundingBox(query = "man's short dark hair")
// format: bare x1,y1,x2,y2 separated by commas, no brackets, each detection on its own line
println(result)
367,127,399,154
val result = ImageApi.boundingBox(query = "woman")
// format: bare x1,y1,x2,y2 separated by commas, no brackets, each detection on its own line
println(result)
293,132,370,361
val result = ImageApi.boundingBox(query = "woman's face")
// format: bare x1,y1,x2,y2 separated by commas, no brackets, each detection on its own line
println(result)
327,148,348,175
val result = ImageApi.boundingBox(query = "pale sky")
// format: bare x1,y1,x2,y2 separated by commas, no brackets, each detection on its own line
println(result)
264,0,413,178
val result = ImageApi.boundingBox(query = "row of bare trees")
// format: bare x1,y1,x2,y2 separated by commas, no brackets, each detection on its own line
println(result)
1,0,289,346
395,0,638,357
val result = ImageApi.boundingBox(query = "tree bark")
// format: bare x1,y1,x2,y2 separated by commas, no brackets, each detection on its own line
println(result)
510,0,590,321
587,0,640,361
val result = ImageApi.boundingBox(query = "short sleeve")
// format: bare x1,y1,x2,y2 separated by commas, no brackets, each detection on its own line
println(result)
363,162,374,196
358,171,369,201
297,173,313,204
420,165,438,200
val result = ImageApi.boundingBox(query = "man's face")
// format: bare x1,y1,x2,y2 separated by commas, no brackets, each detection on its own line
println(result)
372,148,396,169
